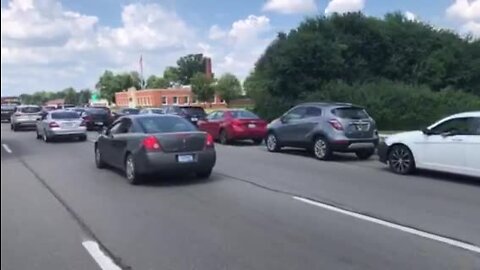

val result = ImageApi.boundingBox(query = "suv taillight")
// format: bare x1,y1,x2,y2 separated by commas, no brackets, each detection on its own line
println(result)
142,136,161,151
49,122,60,128
328,119,343,130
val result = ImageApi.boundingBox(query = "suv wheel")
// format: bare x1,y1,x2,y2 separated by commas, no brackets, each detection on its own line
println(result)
388,145,415,175
356,149,375,160
313,137,332,160
266,133,280,152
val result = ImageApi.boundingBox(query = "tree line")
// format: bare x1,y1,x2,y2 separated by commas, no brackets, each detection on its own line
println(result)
19,88,92,106
245,12,480,130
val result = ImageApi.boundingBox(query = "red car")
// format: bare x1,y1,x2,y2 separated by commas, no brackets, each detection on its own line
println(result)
198,109,267,145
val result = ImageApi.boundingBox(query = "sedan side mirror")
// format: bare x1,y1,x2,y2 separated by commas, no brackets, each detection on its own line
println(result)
99,126,108,134
422,128,433,135
280,116,288,124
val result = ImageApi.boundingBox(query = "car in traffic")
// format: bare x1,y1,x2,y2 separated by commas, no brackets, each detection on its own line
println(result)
266,103,379,160
198,109,267,144
1,104,16,122
36,110,87,142
10,105,43,131
140,108,164,114
378,111,480,177
94,115,216,185
162,105,207,126
80,108,112,130
112,107,140,121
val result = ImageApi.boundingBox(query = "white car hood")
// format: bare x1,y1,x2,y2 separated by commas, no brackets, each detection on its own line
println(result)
384,130,423,145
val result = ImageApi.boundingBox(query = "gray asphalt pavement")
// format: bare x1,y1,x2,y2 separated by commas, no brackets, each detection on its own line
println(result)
1,123,479,270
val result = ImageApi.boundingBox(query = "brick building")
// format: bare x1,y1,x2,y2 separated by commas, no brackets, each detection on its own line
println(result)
115,87,227,109
115,57,227,109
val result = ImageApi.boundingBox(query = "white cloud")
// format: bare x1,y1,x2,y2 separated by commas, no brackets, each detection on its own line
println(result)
208,25,227,40
446,0,480,21
262,0,317,14
228,15,271,44
405,11,417,21
325,0,365,14
462,21,480,37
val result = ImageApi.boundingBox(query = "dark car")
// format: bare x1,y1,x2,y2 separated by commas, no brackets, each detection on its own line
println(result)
198,109,268,145
94,115,216,185
81,108,112,130
266,102,379,160
112,108,140,121
1,104,16,122
163,105,207,125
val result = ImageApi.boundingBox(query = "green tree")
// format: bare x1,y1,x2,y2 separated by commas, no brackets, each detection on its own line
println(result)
214,73,242,104
146,75,169,88
63,87,78,105
163,66,180,85
176,54,206,85
191,72,214,102
78,89,92,104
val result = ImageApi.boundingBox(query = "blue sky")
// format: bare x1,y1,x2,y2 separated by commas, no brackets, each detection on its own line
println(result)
1,0,479,96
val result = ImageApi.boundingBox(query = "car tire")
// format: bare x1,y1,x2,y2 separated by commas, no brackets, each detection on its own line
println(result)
313,137,332,160
266,133,281,152
12,124,18,132
356,149,375,160
388,144,416,175
253,138,263,145
94,146,106,169
196,168,212,179
125,154,142,185
219,129,229,145
36,129,41,139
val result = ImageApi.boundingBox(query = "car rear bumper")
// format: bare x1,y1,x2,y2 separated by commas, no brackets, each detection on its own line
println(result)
329,138,379,152
136,149,216,174
48,128,87,137
377,141,389,164
13,120,38,126
1,113,13,120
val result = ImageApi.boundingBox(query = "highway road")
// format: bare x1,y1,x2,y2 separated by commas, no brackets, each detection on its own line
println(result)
1,123,479,270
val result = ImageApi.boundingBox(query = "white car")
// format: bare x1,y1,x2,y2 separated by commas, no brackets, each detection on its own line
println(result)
378,111,480,178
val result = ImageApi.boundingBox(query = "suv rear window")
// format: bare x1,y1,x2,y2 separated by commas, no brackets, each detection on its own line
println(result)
18,106,41,113
180,107,206,117
51,112,80,119
230,110,259,119
121,108,140,114
332,107,369,119
138,116,197,134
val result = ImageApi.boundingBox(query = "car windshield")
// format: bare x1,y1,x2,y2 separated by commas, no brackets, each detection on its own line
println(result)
180,107,206,116
138,116,197,134
18,106,41,113
332,107,369,119
1,105,16,110
51,112,80,119
230,110,259,119
122,108,140,114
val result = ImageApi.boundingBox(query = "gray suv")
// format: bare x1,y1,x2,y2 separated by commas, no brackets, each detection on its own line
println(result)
266,103,379,160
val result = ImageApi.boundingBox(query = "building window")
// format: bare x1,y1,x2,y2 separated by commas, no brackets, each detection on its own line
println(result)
162,96,167,105
183,96,189,104
173,96,178,104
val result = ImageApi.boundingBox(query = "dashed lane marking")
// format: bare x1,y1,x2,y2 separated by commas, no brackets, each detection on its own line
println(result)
2,143,12,154
82,241,122,270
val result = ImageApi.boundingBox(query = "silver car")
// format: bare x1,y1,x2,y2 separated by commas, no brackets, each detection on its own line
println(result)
266,102,379,160
36,110,87,142
10,105,43,131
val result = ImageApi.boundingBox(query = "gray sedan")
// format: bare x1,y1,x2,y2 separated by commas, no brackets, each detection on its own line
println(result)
94,115,216,185
36,110,87,142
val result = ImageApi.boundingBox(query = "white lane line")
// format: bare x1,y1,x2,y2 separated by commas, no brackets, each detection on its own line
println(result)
2,143,12,154
82,241,122,270
293,196,480,254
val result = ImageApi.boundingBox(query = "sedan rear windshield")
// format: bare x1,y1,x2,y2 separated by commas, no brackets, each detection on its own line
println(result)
332,107,369,119
230,110,259,119
86,108,108,115
150,109,164,114
138,116,197,134
51,112,80,119
121,108,140,114
180,107,206,116
18,106,41,113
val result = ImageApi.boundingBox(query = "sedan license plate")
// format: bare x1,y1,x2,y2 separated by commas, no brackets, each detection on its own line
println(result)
95,122,103,125
177,155,194,163
248,123,256,128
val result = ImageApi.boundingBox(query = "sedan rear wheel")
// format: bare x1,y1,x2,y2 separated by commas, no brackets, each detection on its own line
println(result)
266,133,280,152
388,145,415,175
219,130,229,145
125,154,142,185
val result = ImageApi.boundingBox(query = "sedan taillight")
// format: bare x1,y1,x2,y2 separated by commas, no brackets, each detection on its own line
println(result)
49,122,60,128
142,136,162,152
